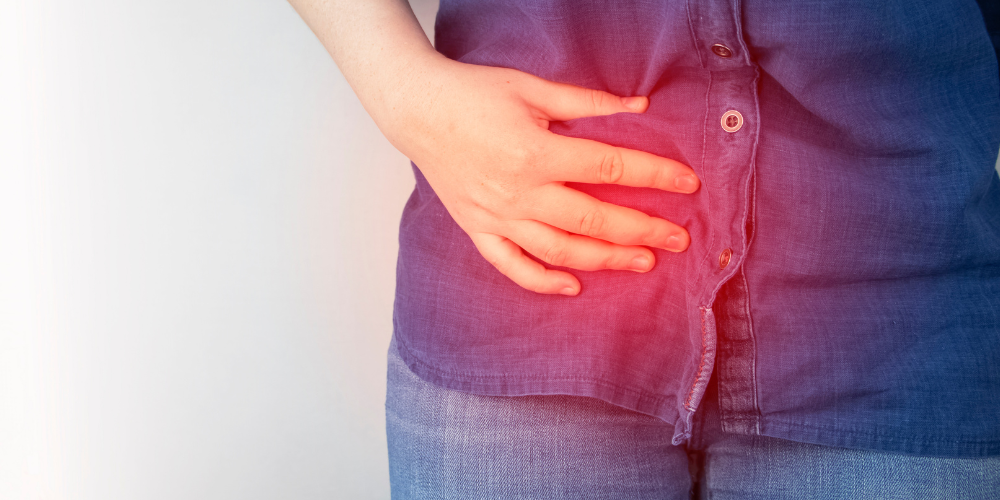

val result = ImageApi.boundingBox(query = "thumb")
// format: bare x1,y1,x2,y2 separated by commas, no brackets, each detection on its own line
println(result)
525,79,648,121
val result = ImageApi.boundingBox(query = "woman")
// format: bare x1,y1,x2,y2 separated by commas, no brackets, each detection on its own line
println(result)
289,0,1000,497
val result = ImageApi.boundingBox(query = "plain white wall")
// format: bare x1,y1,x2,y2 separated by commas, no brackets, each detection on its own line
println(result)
4,2,1000,500
1,0,438,498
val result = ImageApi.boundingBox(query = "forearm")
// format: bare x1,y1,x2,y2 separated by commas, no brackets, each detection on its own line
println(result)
287,0,444,131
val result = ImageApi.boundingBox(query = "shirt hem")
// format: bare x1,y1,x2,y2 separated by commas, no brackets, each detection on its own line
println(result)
394,333,683,427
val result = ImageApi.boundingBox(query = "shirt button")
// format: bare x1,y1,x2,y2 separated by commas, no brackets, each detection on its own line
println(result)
719,248,732,269
721,110,743,133
711,44,733,58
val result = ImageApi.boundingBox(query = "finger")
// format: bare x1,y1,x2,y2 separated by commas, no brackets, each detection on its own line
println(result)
469,232,581,296
524,184,691,252
506,220,656,273
543,134,700,193
523,78,649,121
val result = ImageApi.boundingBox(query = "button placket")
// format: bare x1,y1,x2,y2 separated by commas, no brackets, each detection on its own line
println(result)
673,0,761,446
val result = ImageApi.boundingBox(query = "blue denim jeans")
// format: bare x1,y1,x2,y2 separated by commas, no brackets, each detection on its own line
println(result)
386,339,1000,499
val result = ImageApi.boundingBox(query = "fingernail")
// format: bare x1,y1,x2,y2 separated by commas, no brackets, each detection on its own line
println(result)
621,96,647,112
673,174,699,193
629,255,651,272
665,235,687,252
560,286,578,296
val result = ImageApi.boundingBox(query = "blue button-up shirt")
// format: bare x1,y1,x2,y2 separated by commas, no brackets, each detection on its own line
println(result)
393,0,1000,456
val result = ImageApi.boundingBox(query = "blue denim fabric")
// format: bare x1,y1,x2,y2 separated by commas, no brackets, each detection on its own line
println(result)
386,341,1000,499
393,0,1000,456
977,0,1000,68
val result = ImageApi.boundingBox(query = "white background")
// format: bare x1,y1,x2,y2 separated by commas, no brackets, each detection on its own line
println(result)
2,1,439,498
3,2,999,499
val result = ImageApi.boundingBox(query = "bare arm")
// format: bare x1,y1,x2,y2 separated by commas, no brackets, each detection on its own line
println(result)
288,0,699,295
287,0,438,132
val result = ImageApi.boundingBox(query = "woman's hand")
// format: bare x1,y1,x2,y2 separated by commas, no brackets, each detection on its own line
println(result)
380,58,699,295
289,0,698,296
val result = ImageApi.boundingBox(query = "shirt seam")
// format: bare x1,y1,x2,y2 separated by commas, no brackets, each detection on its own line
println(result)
683,306,714,411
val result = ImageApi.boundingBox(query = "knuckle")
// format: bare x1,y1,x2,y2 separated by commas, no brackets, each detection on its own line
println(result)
542,244,571,267
598,149,626,184
509,140,543,171
598,252,620,270
578,207,608,237
651,166,669,189
640,220,665,245
588,89,607,112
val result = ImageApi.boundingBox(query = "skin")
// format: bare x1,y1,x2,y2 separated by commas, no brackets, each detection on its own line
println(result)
288,0,699,296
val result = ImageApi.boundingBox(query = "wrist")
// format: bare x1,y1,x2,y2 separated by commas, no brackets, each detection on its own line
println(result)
364,52,459,151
